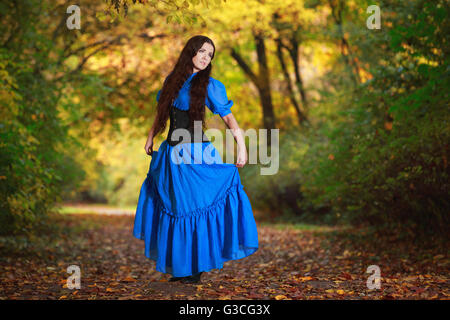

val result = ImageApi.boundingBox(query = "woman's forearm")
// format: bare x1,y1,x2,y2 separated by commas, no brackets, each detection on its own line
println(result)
222,113,246,151
148,121,156,140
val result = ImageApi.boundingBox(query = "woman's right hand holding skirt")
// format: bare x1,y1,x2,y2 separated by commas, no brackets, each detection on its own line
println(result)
144,136,154,156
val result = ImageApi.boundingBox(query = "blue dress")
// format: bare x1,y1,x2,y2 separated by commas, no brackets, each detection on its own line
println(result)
133,72,259,277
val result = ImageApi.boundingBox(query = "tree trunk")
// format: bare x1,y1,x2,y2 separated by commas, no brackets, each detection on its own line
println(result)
275,38,307,125
230,31,276,141
328,0,361,86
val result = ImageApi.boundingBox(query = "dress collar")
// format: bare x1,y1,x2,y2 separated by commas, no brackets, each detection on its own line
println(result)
187,71,198,82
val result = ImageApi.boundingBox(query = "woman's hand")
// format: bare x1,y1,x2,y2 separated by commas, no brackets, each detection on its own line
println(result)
144,137,154,156
236,145,248,168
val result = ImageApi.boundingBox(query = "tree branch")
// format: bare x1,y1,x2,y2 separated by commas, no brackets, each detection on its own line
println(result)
230,48,258,84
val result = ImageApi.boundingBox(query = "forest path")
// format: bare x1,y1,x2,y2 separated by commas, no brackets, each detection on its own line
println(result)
0,210,447,300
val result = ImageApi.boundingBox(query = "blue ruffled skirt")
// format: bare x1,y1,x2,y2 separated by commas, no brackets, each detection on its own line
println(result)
133,140,259,277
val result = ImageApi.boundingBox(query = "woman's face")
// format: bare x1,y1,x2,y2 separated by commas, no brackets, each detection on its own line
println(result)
192,42,214,72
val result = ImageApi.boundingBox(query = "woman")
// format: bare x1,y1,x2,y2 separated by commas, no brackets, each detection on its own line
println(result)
133,35,259,284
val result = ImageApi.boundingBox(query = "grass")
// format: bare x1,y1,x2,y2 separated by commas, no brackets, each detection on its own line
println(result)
259,221,338,232
56,203,136,215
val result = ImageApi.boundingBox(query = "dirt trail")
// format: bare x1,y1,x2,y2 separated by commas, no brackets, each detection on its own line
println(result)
0,212,448,300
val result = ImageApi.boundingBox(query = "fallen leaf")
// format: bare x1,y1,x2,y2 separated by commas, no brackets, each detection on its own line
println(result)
122,276,137,282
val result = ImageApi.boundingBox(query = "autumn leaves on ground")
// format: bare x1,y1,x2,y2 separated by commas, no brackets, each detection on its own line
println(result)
0,206,448,300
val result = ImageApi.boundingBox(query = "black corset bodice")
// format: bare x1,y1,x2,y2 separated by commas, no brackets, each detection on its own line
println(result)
167,106,210,146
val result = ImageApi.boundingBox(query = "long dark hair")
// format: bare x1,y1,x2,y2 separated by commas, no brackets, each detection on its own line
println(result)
152,35,216,138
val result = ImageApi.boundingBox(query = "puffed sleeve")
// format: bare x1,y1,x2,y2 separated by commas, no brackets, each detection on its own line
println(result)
206,78,234,117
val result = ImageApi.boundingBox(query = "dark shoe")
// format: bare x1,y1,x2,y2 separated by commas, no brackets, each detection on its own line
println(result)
169,276,187,282
181,272,203,284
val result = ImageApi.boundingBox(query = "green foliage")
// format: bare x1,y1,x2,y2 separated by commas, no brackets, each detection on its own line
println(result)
1,0,448,239
317,0,450,235
0,2,108,234
0,47,64,234
245,0,449,236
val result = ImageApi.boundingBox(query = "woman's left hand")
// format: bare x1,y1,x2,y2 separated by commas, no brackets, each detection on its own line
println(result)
236,146,248,168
